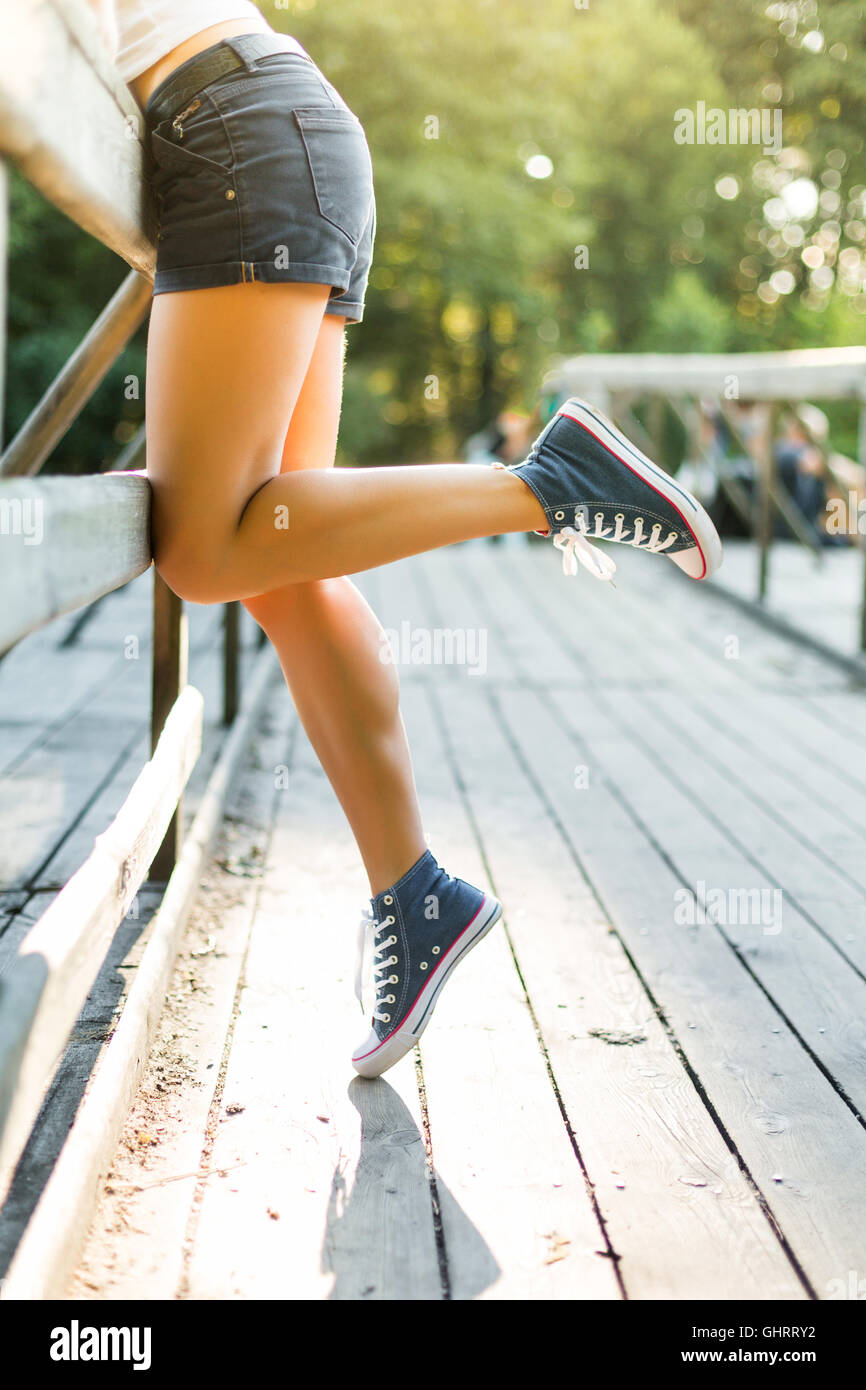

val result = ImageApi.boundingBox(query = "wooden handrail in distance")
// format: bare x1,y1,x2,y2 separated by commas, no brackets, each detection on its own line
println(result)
545,348,866,646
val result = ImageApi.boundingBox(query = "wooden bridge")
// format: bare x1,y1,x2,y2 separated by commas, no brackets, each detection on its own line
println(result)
1,0,866,1303
2,536,866,1300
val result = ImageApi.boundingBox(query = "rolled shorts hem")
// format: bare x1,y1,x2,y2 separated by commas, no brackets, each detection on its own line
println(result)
151,259,364,320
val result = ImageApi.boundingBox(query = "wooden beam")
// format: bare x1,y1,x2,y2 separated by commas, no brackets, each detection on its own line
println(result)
149,571,187,881
755,403,779,601
0,683,204,1192
222,602,241,725
860,403,866,654
0,471,151,653
545,347,866,402
0,159,7,451
0,271,152,479
0,646,278,1298
0,0,155,277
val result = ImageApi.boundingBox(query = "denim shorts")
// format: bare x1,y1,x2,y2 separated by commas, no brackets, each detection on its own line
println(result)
144,33,376,323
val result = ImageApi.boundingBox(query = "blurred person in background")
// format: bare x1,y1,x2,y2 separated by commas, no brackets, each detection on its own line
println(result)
774,411,828,544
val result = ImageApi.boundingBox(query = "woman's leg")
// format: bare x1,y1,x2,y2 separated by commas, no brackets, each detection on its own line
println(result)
241,314,426,896
145,282,545,607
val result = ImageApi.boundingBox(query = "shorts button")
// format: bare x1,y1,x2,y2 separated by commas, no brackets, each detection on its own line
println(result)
225,188,236,200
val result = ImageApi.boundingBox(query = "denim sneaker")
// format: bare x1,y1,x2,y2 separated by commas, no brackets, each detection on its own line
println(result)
352,849,502,1078
505,396,723,581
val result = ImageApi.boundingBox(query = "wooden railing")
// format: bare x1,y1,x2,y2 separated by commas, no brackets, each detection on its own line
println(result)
543,349,866,650
0,0,250,1201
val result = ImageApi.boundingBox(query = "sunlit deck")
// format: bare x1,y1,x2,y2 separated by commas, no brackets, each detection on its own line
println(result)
3,538,866,1300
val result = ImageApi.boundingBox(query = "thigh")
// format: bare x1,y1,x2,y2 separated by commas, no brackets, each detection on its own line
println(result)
279,311,348,474
146,279,330,564
241,312,347,614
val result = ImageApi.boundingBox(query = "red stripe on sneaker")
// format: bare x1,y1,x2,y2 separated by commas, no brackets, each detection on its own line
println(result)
353,897,493,1061
557,409,708,580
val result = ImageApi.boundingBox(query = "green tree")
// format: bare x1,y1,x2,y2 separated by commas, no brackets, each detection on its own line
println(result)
4,0,863,471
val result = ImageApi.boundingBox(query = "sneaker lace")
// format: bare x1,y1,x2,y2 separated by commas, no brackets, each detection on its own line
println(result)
553,510,678,580
354,907,399,1022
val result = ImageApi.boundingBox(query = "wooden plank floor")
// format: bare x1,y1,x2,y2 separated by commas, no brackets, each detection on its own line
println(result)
5,538,866,1300
0,574,261,1276
711,536,865,662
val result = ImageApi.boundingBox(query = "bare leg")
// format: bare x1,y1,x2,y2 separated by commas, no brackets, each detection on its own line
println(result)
145,283,545,606
230,458,538,595
241,315,425,894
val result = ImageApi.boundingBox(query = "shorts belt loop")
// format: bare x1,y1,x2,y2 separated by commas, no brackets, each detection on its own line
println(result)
221,36,262,71
222,33,296,71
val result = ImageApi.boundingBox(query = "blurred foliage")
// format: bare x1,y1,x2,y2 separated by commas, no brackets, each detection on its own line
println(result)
5,173,147,472
3,0,864,471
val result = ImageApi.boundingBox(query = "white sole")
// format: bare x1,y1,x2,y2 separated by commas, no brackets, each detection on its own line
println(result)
557,397,723,580
351,894,503,1079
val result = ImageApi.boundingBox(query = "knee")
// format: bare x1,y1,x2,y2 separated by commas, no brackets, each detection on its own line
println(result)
153,539,230,606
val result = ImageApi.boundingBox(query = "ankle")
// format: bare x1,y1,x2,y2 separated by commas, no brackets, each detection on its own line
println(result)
368,843,429,898
491,462,548,532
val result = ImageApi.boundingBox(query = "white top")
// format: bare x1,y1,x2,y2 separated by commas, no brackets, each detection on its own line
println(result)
99,0,306,81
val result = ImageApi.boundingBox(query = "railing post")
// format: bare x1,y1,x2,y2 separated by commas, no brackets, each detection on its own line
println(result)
0,159,7,450
648,394,664,465
755,403,779,603
149,569,187,881
222,601,240,725
859,401,866,653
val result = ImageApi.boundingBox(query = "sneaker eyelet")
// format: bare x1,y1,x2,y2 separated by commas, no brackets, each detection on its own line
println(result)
385,994,395,1004
388,974,398,984
614,512,625,521
388,935,397,946
554,509,565,520
420,961,428,970
384,895,393,905
382,1013,391,1023
389,955,398,966
432,946,440,954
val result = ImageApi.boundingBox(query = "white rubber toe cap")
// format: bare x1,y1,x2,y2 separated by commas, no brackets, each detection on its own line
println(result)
352,1025,415,1079
669,545,709,579
668,526,723,580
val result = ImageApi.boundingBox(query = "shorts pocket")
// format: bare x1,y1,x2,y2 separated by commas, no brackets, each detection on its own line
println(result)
149,119,239,265
151,129,234,177
292,106,374,246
